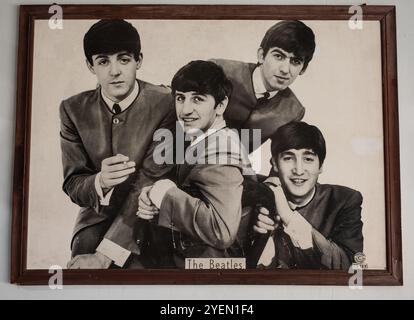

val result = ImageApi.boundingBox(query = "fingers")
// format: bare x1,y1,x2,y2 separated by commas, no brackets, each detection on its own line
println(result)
136,186,158,219
104,161,136,173
104,167,136,179
256,218,276,232
100,167,135,189
139,186,153,207
258,207,270,216
138,197,157,212
253,209,277,234
138,205,158,215
253,225,268,234
257,212,275,226
137,209,158,220
102,154,129,166
100,154,136,189
137,197,159,219
103,176,129,188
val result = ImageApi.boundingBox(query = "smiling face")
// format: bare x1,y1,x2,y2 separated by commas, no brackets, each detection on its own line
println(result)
258,46,305,91
175,91,227,134
273,148,322,205
87,51,142,102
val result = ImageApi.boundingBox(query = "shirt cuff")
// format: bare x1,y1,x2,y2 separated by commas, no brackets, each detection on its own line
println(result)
96,238,131,267
94,173,114,206
257,237,275,267
149,179,177,209
284,211,313,249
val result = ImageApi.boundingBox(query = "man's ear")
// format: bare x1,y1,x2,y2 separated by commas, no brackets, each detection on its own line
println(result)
216,96,229,116
271,157,279,174
257,47,265,65
86,59,95,75
136,53,143,71
318,163,324,175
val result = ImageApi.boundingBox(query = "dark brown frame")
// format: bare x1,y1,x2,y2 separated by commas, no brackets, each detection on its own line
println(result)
11,4,402,285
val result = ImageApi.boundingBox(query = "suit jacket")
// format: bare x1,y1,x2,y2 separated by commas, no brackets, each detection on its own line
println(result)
251,183,364,270
211,59,305,150
155,127,253,267
59,80,176,254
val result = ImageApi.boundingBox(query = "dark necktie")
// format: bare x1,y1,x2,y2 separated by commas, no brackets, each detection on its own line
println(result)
256,91,270,105
113,103,121,114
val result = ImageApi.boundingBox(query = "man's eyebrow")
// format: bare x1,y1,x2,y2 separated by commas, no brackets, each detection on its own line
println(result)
93,54,109,60
270,48,287,57
175,91,207,97
280,151,295,156
280,150,316,156
303,150,317,156
270,48,304,61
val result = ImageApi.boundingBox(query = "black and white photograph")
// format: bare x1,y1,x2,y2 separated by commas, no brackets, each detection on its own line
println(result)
11,4,402,285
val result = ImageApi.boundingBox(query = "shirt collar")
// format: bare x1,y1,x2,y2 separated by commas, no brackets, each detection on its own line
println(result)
288,187,316,210
188,118,227,148
101,80,139,112
252,66,278,100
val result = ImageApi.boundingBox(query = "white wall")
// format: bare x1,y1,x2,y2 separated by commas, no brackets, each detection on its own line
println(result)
0,0,413,299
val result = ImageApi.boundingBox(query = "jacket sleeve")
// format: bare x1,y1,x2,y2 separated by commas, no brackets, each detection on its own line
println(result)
293,191,364,270
59,100,99,209
158,164,244,250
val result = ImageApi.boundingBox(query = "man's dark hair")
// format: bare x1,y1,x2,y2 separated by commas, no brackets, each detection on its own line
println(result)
271,121,326,166
84,19,141,65
260,20,316,71
171,60,233,105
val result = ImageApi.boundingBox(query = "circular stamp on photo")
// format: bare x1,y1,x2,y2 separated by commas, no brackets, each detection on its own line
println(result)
354,252,366,264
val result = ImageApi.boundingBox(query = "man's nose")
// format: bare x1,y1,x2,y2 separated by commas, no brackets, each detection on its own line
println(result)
279,59,290,75
181,101,194,115
109,62,121,76
293,160,304,175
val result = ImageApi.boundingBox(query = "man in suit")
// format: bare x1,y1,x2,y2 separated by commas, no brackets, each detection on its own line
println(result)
211,20,315,150
251,121,364,270
136,60,255,268
61,19,175,269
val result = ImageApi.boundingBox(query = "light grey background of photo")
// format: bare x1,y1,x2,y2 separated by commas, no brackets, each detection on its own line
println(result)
0,0,413,299
28,18,385,270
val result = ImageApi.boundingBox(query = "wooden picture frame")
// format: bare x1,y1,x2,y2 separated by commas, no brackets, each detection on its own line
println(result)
11,4,402,285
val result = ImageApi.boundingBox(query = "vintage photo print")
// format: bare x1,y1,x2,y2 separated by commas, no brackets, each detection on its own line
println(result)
26,17,385,272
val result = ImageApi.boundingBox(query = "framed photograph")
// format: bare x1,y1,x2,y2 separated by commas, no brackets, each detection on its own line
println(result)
11,4,402,285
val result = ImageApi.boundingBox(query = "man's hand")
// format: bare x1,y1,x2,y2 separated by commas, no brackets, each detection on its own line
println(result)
67,251,112,269
136,185,159,220
100,154,136,190
253,207,281,234
268,184,293,226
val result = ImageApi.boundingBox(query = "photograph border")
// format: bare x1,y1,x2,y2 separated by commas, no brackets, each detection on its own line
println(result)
11,4,402,285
